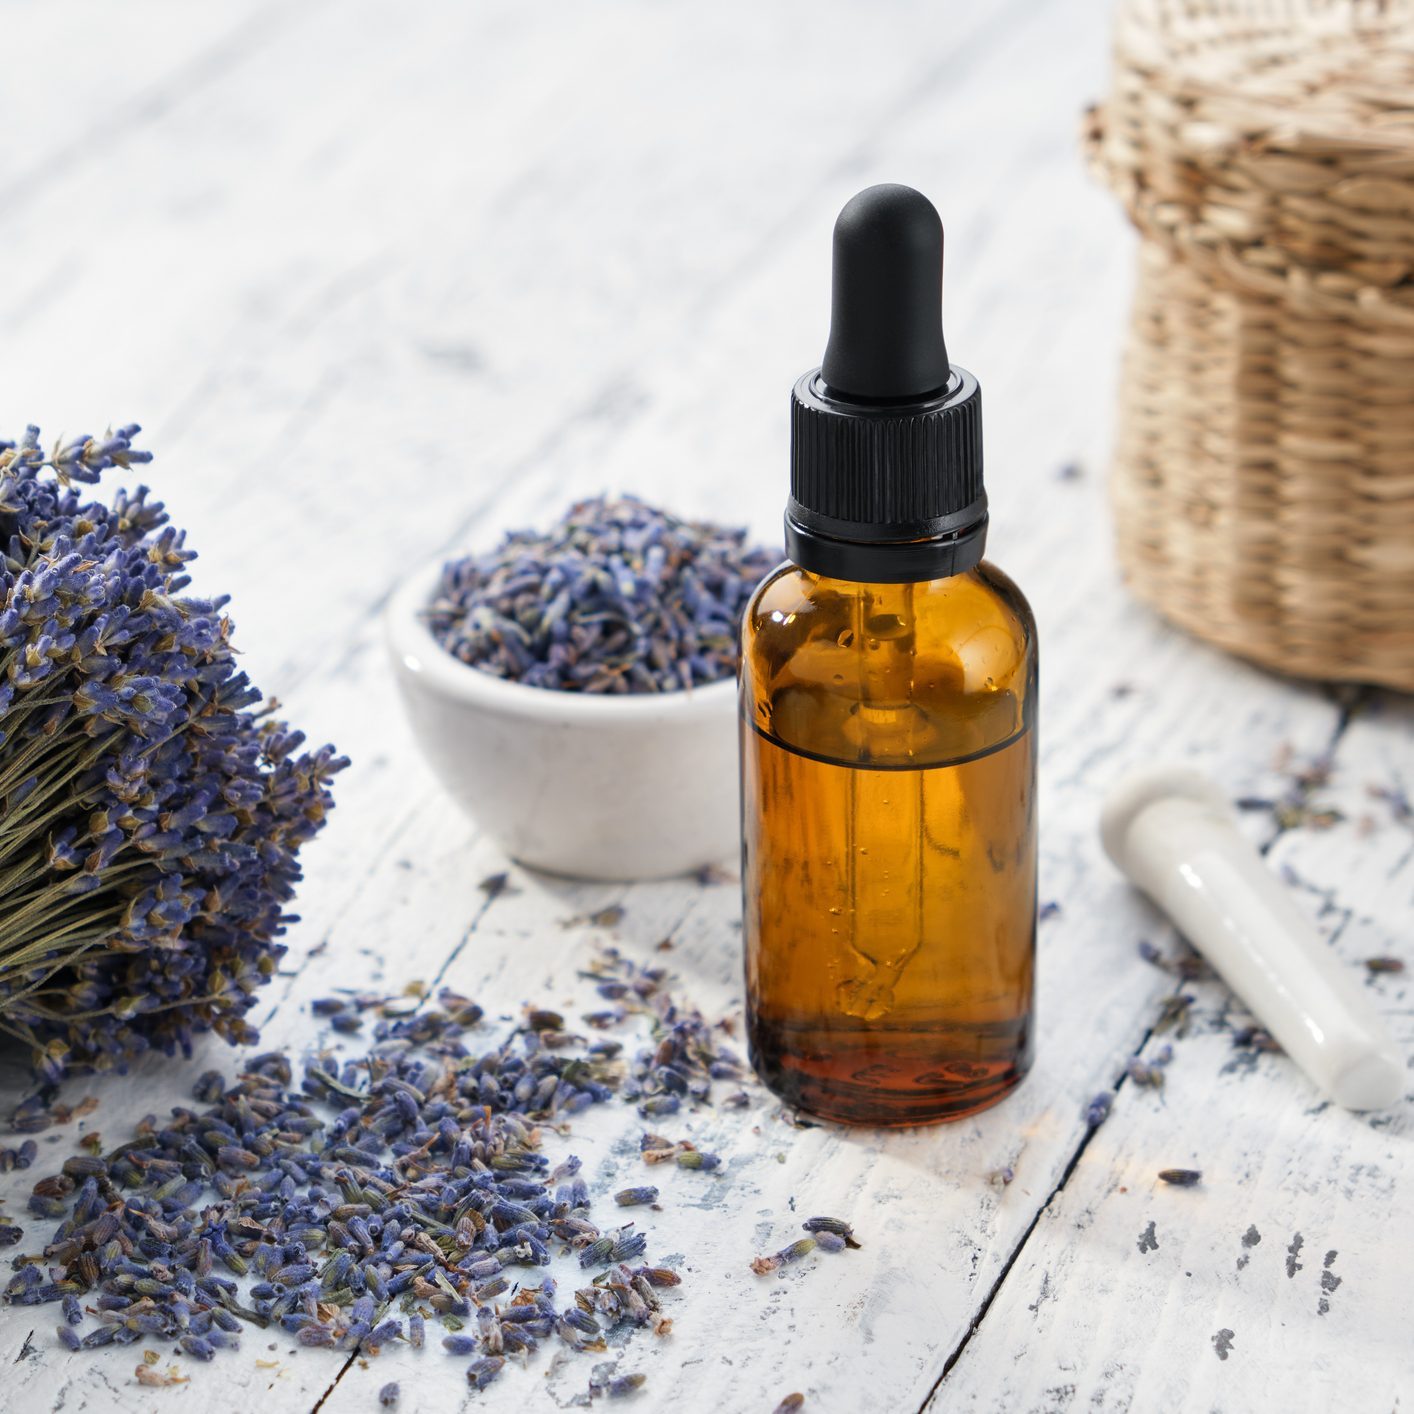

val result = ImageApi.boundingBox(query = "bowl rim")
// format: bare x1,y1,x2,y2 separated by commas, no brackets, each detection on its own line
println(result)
385,558,741,721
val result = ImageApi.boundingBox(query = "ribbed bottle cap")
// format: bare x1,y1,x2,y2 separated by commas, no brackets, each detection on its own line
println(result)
786,185,986,583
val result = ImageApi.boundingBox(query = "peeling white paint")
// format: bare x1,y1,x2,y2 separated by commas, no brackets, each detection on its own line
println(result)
0,2,1408,1411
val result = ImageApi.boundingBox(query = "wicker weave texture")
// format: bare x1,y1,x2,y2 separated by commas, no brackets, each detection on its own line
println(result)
1091,0,1414,690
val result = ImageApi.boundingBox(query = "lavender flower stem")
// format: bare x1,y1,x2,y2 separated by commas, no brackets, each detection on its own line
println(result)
0,422,345,1076
0,727,95,803
31,988,228,1023
0,931,121,1020
0,857,150,940
0,913,126,976
0,747,112,853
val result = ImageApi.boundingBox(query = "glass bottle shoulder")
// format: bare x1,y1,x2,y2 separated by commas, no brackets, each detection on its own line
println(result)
740,561,1036,767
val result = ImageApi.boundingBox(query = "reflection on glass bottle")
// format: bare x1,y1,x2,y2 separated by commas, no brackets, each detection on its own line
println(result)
741,566,1036,1125
740,184,1037,1126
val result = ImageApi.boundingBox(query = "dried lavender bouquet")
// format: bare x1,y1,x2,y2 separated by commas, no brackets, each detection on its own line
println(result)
0,426,346,1081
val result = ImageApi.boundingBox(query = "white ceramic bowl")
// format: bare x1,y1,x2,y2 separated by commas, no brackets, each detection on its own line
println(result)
384,561,741,880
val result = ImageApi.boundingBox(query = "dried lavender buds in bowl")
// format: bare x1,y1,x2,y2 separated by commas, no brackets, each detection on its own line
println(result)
386,497,777,881
426,496,775,694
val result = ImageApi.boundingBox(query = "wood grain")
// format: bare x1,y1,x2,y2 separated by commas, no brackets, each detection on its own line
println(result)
0,1,1408,1410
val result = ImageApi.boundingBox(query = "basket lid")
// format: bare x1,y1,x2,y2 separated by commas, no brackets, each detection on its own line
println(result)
1091,0,1414,322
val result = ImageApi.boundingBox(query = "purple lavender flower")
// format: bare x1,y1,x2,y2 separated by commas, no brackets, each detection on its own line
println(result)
0,426,347,1080
613,1186,659,1207
426,496,776,693
0,959,739,1385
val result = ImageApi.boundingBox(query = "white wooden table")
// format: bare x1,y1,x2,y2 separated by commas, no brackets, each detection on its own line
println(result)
2,2,1411,1409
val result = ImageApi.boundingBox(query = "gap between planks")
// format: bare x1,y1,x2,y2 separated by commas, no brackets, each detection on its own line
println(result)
300,871,636,1414
915,688,1369,1412
290,688,1365,1414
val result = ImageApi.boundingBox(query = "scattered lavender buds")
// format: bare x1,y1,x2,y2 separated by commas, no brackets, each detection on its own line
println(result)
674,1150,720,1171
1157,1168,1203,1187
800,1215,860,1247
1126,1043,1173,1089
1231,1025,1281,1054
468,1355,505,1390
593,1371,647,1398
0,1139,38,1171
379,1382,400,1407
1137,940,1206,980
2,945,752,1394
774,1396,806,1414
777,1238,816,1264
1154,993,1196,1037
425,496,776,693
751,1220,861,1277
1084,1092,1113,1127
0,425,346,1081
0,988,681,1383
613,1187,658,1208
1240,748,1343,831
586,946,748,1113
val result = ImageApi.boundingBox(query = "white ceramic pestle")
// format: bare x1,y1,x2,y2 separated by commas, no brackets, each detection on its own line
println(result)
1101,767,1405,1111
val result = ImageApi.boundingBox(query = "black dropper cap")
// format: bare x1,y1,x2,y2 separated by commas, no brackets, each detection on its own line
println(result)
786,184,987,583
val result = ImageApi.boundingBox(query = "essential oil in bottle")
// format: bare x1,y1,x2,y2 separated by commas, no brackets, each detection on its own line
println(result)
740,184,1037,1127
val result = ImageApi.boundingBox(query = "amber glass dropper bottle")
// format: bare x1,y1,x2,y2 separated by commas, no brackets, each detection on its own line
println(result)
740,184,1037,1127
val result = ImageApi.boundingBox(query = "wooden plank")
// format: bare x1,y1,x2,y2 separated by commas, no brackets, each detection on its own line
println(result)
0,0,1402,1410
0,0,1034,694
0,1,293,198
929,698,1414,1412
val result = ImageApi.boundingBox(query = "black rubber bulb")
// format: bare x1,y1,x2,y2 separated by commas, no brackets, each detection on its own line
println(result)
820,183,950,402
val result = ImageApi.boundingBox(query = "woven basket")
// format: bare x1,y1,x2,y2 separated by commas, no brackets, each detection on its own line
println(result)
1088,0,1414,691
